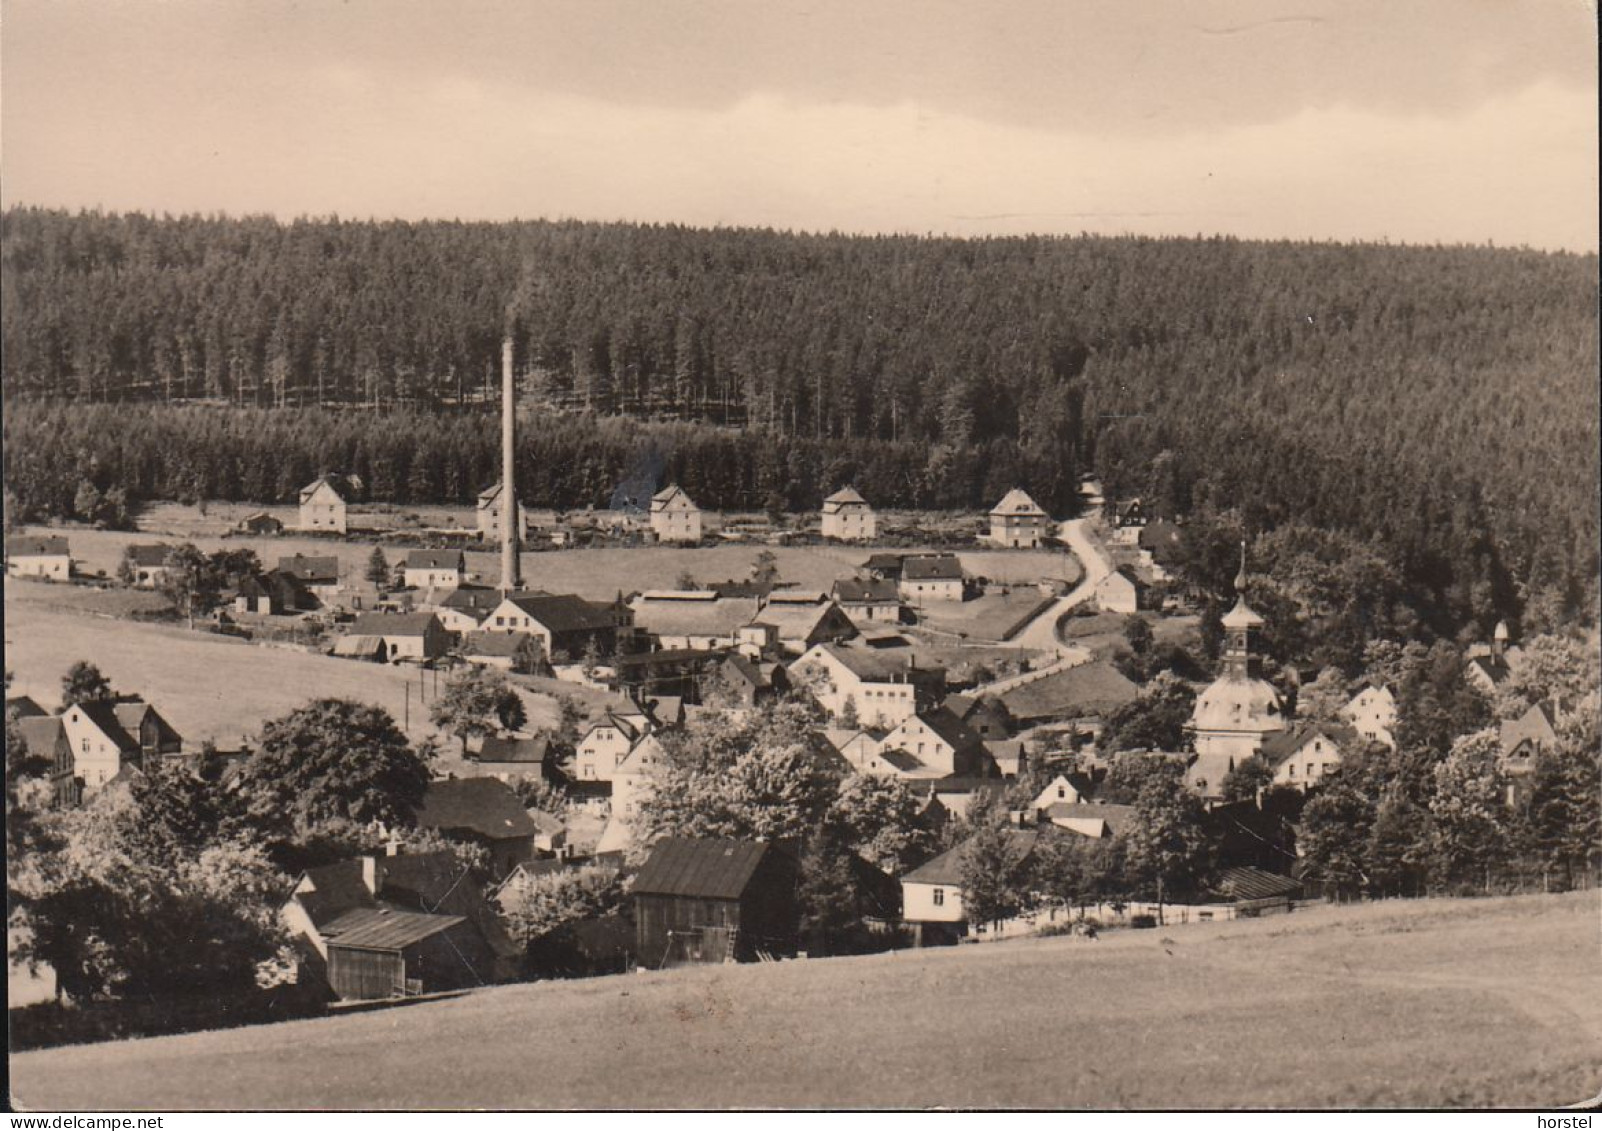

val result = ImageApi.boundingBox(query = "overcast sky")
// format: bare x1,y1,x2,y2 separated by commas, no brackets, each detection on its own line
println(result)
2,0,1596,250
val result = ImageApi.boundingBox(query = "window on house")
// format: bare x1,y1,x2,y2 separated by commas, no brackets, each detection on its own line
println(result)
1307,763,1315,777
81,739,89,753
932,888,945,907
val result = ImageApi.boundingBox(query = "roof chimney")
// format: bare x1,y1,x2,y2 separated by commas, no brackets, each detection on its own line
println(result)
501,336,522,592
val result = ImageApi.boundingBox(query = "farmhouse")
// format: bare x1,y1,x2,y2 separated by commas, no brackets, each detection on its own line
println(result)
610,733,669,827
899,554,965,603
790,641,947,729
632,838,800,966
58,699,183,800
278,554,342,602
281,849,517,1000
345,612,449,662
18,716,74,804
298,474,352,533
1094,567,1147,614
476,481,530,542
6,535,71,580
630,591,760,651
122,544,175,588
861,552,908,581
1037,802,1135,839
234,570,310,615
944,693,1013,740
573,712,651,782
466,733,551,780
615,647,734,702
983,739,1027,778
1110,498,1149,544
484,592,627,662
876,707,991,779
402,549,465,590
716,653,789,706
1344,682,1398,749
650,485,703,543
989,488,1052,548
415,777,542,880
1261,722,1359,792
820,486,877,542
461,630,542,673
1031,773,1096,810
832,577,902,623
901,829,1037,945
752,592,859,654
1499,700,1561,797
434,584,505,632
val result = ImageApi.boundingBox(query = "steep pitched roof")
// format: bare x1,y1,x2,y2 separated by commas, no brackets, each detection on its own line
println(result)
991,489,1048,518
403,549,464,571
651,485,698,511
861,553,907,573
72,700,139,751
6,695,47,719
892,706,983,754
1260,721,1360,766
416,778,542,840
7,535,70,557
632,837,776,900
1499,700,1560,757
822,486,870,511
112,701,182,748
440,585,507,615
299,474,352,503
806,641,943,683
751,599,857,645
16,715,67,759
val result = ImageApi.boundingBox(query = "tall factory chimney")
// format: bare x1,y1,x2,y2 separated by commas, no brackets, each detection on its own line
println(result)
500,336,521,592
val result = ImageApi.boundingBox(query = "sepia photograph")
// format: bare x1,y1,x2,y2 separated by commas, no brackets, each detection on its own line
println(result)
2,0,1598,1116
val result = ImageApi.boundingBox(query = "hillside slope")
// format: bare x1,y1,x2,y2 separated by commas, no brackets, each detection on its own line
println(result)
11,892,1599,1110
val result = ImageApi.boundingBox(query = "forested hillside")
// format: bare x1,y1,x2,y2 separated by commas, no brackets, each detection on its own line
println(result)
3,207,1597,637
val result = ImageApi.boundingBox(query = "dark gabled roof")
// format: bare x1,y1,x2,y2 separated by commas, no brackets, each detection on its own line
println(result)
1214,867,1302,902
476,734,550,765
112,701,182,748
902,555,964,582
320,907,466,952
463,630,539,658
991,488,1049,518
350,612,440,636
125,544,174,568
721,653,766,689
1499,701,1560,757
632,837,777,900
7,535,70,557
278,554,340,584
504,593,618,635
897,706,984,754
6,695,47,719
1044,802,1136,834
902,829,1036,886
861,553,907,572
1260,721,1361,765
238,569,307,602
403,549,465,571
822,486,869,509
16,715,67,758
833,577,900,604
300,474,353,503
1466,655,1512,685
71,700,139,751
416,778,542,840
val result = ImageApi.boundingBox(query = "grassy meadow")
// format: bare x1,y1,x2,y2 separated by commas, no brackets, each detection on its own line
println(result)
9,891,1598,1110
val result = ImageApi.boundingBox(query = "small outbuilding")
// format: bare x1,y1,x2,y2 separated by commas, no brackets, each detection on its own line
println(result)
632,837,800,966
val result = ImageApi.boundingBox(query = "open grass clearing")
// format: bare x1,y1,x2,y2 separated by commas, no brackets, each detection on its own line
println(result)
9,891,1597,1109
2,597,564,746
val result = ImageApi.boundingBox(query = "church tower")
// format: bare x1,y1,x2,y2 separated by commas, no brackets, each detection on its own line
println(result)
1190,541,1284,763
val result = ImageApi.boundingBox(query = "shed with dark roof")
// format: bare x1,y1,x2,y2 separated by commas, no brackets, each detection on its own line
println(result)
415,777,541,879
632,838,800,966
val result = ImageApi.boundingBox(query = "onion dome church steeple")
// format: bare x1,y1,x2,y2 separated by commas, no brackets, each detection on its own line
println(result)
1191,542,1285,763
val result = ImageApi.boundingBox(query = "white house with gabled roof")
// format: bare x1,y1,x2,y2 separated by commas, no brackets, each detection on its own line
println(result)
821,487,877,541
988,488,1051,548
650,485,702,543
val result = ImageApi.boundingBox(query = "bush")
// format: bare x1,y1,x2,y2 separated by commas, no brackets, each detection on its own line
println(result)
1130,913,1158,929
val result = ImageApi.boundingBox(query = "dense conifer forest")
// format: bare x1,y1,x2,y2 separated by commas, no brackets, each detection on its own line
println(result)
3,207,1597,638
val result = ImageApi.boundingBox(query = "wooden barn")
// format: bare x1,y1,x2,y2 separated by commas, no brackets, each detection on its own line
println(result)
632,838,799,967
321,908,497,1000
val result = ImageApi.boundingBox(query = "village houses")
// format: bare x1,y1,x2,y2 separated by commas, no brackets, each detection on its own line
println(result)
476,481,530,542
898,554,966,603
482,592,627,662
53,699,184,801
650,485,703,543
629,591,758,651
1344,682,1398,749
298,474,352,534
874,706,994,779
122,544,176,588
1260,721,1361,792
573,711,652,782
790,640,946,729
6,534,71,580
820,486,877,542
402,549,466,590
1094,566,1147,614
831,577,902,624
278,554,342,604
338,612,450,663
988,488,1052,548
433,585,504,633
414,777,543,881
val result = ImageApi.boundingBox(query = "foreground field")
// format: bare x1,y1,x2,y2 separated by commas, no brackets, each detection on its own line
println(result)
10,892,1599,1110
